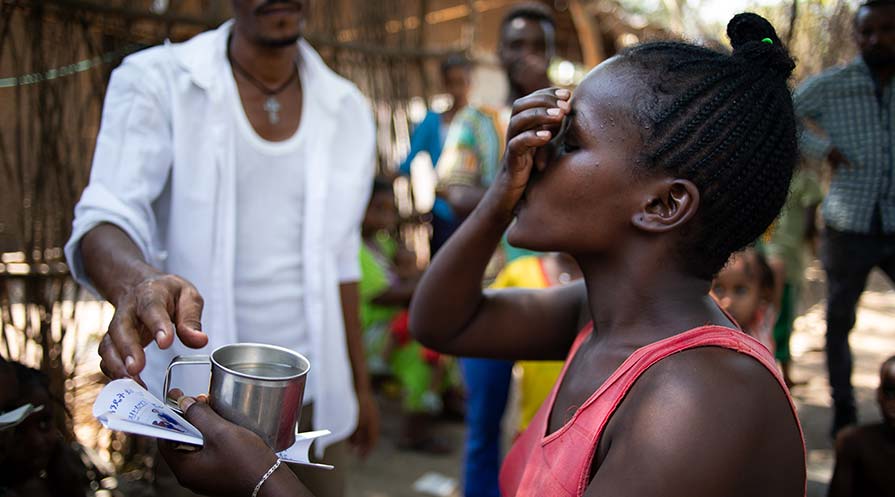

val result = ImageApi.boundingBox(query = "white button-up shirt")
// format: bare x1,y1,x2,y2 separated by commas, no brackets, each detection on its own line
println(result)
65,21,375,453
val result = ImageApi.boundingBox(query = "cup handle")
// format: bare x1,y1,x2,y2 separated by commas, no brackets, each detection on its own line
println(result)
163,355,210,414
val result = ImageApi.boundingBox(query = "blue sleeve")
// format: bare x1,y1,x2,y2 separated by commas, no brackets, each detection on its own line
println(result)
399,110,440,176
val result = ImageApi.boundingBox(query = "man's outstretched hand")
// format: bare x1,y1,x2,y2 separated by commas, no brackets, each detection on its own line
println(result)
98,273,208,384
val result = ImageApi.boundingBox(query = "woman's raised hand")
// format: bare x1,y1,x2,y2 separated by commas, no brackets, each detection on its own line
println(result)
491,88,571,216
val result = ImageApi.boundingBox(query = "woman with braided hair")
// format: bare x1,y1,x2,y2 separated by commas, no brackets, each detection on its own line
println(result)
157,12,806,497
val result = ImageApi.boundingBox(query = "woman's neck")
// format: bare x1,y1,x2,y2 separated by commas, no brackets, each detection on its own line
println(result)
576,252,726,347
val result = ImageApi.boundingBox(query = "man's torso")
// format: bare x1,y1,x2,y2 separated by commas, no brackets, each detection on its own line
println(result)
226,62,313,369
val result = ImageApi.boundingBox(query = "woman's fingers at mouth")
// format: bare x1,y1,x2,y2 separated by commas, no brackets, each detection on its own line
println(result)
508,129,553,160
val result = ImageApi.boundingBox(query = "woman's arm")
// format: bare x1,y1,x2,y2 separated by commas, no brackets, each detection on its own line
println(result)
410,88,584,361
370,280,416,307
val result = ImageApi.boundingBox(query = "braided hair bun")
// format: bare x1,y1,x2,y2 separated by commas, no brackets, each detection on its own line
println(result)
617,13,798,279
727,13,795,78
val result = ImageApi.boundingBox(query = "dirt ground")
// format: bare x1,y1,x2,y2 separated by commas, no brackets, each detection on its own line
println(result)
71,261,893,497
790,265,892,497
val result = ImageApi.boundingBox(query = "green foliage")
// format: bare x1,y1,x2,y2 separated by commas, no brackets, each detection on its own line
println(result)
608,0,859,80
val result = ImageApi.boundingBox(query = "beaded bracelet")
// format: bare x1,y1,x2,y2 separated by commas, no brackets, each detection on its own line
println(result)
252,459,283,497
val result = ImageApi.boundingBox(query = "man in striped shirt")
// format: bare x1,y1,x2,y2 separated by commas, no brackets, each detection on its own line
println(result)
793,0,895,438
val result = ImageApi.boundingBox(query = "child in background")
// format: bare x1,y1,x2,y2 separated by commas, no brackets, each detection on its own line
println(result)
827,355,895,497
711,248,778,353
359,178,452,454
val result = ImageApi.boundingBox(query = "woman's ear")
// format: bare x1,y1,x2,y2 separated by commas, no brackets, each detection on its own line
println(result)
631,178,700,233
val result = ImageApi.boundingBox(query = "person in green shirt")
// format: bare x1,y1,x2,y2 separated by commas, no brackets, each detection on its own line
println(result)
762,168,824,387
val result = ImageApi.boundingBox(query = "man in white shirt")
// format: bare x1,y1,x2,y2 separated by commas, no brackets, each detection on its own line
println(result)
64,1,378,495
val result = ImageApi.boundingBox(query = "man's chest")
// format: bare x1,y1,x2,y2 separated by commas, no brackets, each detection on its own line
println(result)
235,82,304,142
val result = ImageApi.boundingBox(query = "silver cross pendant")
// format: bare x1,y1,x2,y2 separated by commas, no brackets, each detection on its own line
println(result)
264,96,281,125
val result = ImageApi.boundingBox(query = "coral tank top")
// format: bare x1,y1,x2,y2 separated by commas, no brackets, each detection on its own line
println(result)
498,323,806,497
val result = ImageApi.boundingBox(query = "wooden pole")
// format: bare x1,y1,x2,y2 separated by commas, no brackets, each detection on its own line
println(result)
569,0,604,68
418,0,432,99
464,0,477,53
786,0,798,46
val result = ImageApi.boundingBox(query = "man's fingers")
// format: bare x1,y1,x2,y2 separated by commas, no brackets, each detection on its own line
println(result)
132,374,147,388
98,334,147,386
107,312,148,377
134,297,177,350
174,286,208,349
98,334,129,379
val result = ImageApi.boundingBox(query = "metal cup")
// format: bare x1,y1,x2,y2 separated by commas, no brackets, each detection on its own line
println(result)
163,343,310,452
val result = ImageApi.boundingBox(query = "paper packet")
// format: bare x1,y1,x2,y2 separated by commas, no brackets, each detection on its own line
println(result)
93,379,203,445
0,403,44,431
92,379,331,468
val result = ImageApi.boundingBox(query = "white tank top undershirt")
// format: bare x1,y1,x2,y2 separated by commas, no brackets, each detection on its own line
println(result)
226,65,313,401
